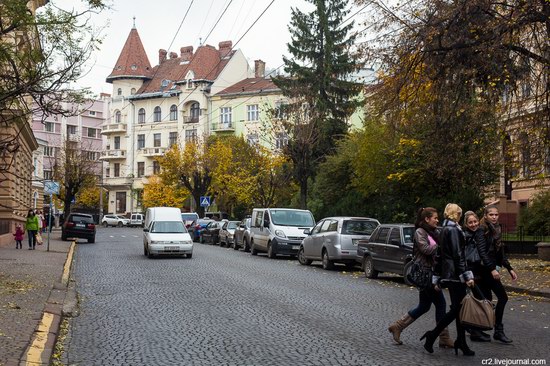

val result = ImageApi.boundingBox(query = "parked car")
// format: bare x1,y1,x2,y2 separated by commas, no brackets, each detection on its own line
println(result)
129,213,144,227
62,213,96,243
249,208,315,258
101,214,130,227
181,212,199,228
204,211,229,220
143,207,193,258
191,218,214,242
356,224,415,283
298,217,380,270
219,220,240,247
200,221,223,244
233,217,252,251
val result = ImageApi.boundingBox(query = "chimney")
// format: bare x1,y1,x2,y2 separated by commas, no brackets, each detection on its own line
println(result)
180,46,193,61
159,49,167,64
169,52,178,59
218,41,232,58
254,60,266,78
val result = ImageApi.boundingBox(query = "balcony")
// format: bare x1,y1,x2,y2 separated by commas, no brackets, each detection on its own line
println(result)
141,147,167,157
101,123,127,134
100,149,126,160
211,122,235,132
67,133,81,142
183,115,199,123
103,176,133,187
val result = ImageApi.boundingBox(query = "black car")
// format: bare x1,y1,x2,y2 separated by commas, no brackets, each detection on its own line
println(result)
356,224,415,283
62,213,96,243
200,221,223,244
233,217,252,251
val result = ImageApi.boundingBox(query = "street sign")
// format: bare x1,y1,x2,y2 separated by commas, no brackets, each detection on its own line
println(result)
44,181,60,195
200,196,211,207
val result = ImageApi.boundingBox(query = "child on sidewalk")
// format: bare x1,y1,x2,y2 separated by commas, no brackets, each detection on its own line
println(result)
13,224,24,249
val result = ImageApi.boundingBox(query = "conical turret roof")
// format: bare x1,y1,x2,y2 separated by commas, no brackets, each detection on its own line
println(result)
106,26,152,83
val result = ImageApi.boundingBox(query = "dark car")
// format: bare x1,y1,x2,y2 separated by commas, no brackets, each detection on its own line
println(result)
356,224,415,283
233,217,252,251
200,221,223,244
62,213,96,243
191,218,213,242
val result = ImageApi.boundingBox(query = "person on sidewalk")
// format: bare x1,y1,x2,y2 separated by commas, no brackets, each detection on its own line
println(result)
420,203,476,356
479,205,518,344
24,209,39,250
388,207,454,348
13,224,24,249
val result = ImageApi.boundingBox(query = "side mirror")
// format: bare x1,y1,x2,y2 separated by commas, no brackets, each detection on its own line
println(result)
239,224,245,228
143,228,149,232
303,228,311,235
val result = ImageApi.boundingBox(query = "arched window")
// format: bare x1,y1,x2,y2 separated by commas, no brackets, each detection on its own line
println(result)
117,88,122,96
115,110,121,123
190,102,200,121
153,106,161,122
138,108,145,123
130,88,136,95
169,105,178,121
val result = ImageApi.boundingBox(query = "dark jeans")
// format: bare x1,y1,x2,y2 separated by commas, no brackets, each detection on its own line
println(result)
477,267,508,326
408,286,446,323
429,282,468,343
27,230,37,248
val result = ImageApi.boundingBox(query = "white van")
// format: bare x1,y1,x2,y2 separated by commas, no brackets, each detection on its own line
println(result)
249,208,315,258
129,213,144,227
143,207,193,258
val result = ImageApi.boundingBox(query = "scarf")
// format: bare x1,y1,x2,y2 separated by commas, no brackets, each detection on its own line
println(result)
486,221,502,249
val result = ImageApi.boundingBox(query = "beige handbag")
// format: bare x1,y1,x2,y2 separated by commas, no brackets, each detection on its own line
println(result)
460,286,495,330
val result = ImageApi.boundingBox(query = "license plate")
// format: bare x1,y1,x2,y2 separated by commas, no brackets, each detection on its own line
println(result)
292,245,299,250
164,246,179,251
76,223,85,227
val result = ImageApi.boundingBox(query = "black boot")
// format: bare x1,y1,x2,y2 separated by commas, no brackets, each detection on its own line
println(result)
454,339,475,356
493,324,513,343
420,330,438,354
470,329,491,342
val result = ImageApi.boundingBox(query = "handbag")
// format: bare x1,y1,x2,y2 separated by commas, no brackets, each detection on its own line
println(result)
406,261,432,290
36,232,43,245
460,286,495,331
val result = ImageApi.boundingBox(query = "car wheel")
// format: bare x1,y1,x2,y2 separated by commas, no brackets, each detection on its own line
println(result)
267,243,276,259
243,238,250,252
403,261,414,285
88,236,95,243
102,222,108,228
364,256,379,279
251,241,258,256
144,245,147,256
297,247,312,265
117,222,123,227
233,240,239,250
322,250,334,270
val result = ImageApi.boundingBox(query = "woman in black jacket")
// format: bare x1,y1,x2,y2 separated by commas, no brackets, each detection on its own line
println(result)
478,205,518,343
420,203,475,356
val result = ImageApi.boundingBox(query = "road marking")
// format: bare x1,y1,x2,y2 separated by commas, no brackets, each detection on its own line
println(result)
62,241,76,286
109,236,114,238
121,235,126,238
133,235,138,238
25,312,54,365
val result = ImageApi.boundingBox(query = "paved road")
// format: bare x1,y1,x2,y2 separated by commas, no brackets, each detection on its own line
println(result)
60,227,549,366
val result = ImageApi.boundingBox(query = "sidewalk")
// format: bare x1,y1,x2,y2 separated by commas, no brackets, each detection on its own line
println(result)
501,255,550,298
0,232,74,366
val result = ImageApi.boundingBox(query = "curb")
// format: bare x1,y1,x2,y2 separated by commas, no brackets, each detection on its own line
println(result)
503,285,550,299
19,241,76,366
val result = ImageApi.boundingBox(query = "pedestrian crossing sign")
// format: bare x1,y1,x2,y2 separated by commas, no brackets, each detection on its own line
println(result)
200,196,211,207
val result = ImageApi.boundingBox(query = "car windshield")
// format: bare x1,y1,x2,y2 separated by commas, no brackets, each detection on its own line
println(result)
151,221,186,233
227,222,239,230
270,210,314,227
116,216,126,220
342,220,378,235
403,227,415,244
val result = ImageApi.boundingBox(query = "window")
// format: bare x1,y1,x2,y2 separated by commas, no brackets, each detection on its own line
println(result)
67,125,77,135
115,110,121,123
170,105,178,121
114,163,120,177
187,79,193,89
274,101,288,119
220,107,232,125
153,133,161,147
116,192,126,213
43,170,53,180
154,106,161,122
43,146,54,156
89,110,96,116
254,211,264,228
153,161,160,174
137,134,145,149
275,132,288,149
117,88,122,96
137,162,145,178
84,151,99,160
105,167,110,178
185,129,197,142
247,104,259,121
45,122,54,132
114,136,120,150
87,128,97,138
169,132,178,147
389,228,401,246
247,133,259,146
190,102,200,120
130,88,136,95
377,227,391,243
320,220,332,233
138,108,145,123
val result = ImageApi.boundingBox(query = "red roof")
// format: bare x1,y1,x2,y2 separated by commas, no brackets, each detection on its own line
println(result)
216,77,279,96
106,28,152,82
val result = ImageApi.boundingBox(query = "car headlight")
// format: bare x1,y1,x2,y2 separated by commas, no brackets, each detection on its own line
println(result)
275,230,287,238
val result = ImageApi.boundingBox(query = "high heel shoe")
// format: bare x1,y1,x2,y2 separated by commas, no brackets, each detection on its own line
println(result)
420,331,437,354
454,340,475,356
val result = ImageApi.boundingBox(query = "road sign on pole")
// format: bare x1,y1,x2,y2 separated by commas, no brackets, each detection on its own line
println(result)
199,196,211,207
44,181,60,195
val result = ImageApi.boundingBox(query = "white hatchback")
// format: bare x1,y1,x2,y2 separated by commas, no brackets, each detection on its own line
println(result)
101,214,130,227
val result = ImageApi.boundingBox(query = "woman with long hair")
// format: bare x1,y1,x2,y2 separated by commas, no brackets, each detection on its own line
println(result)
420,203,475,356
387,207,453,348
24,209,39,250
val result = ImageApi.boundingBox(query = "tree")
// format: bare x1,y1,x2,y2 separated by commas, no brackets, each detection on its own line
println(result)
272,0,364,208
142,176,188,210
76,185,107,213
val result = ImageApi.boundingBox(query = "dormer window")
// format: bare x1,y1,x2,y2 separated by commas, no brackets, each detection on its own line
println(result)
131,64,137,70
131,88,136,95
161,79,170,88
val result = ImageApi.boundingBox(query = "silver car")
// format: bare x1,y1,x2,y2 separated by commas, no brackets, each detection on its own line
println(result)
219,220,240,247
101,214,130,227
298,217,380,270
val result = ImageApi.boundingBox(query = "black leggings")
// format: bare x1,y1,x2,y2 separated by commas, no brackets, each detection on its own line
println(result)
429,282,467,342
478,267,508,326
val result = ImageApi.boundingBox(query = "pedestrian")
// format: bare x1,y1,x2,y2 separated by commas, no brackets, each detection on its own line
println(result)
478,205,517,343
13,224,24,249
41,211,47,233
420,203,476,356
388,207,453,348
462,210,492,342
24,209,39,250
37,211,44,233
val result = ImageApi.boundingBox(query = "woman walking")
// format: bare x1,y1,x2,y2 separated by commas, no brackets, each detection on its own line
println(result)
478,205,517,343
388,207,453,348
420,203,475,356
24,209,39,250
